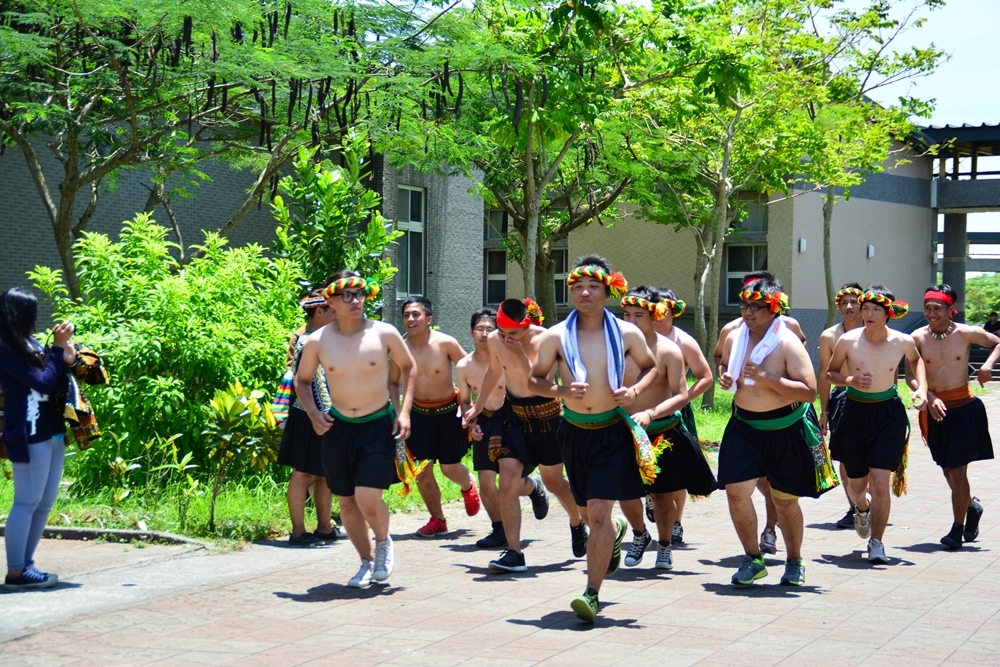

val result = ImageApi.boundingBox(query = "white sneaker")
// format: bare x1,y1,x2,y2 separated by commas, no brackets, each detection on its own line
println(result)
655,543,674,570
854,506,872,539
348,559,374,588
373,537,394,582
868,537,888,564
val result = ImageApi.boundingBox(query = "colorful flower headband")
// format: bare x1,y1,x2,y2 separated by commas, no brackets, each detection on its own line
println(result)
525,298,544,325
621,296,669,321
300,296,327,310
738,288,789,315
858,291,908,319
835,287,863,305
324,276,380,301
497,298,541,329
924,290,958,317
661,298,685,317
567,265,628,299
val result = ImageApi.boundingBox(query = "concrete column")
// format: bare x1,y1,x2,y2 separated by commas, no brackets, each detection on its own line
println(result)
942,213,967,322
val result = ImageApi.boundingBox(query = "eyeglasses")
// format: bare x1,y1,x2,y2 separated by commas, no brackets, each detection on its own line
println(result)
473,326,496,333
337,290,365,303
739,302,767,314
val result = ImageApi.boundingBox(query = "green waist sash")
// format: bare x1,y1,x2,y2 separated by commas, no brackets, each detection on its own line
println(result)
846,386,897,402
735,403,839,493
330,402,394,423
563,406,664,485
647,413,680,435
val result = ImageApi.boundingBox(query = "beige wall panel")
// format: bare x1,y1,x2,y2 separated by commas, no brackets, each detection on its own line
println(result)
883,145,933,180
768,196,795,297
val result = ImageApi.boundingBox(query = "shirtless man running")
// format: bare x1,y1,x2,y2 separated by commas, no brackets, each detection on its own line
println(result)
906,284,999,549
718,277,831,587
390,296,480,537
827,285,927,565
296,270,416,588
531,256,659,622
650,286,715,545
457,308,511,549
462,298,581,573
619,287,716,571
818,283,866,530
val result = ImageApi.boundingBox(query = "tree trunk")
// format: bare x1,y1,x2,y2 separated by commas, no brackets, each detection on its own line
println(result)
823,185,837,328
522,199,539,300
700,184,731,409
54,201,81,299
535,250,556,326
692,227,715,408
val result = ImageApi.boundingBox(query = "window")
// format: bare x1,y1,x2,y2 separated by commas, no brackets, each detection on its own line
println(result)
553,249,569,305
486,209,508,241
396,187,425,297
485,250,507,304
726,244,768,305
739,202,768,232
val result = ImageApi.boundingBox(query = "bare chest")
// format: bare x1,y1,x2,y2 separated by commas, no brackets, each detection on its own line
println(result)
322,333,386,382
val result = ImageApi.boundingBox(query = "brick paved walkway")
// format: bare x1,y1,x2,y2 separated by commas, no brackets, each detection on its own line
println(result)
3,393,1000,666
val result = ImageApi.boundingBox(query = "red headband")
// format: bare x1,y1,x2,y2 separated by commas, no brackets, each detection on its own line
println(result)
924,290,957,317
496,306,531,329
743,276,758,287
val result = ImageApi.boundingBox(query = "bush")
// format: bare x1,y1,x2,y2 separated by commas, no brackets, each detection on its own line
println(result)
965,273,1000,326
29,213,303,492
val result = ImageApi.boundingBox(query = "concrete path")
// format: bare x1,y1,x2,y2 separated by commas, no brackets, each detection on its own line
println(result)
3,393,1000,666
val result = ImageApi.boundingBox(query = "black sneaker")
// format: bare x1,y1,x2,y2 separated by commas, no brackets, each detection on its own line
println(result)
836,507,855,529
941,523,964,550
645,495,655,523
313,525,346,544
528,475,549,520
671,521,684,545
607,517,628,576
489,549,527,573
4,568,57,591
288,531,321,547
476,522,508,549
624,530,653,567
965,498,984,543
571,522,589,558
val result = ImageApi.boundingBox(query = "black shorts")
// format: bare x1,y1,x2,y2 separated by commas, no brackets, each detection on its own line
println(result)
829,393,909,479
492,395,564,476
927,397,994,469
718,403,825,499
559,418,646,506
406,400,470,465
828,387,847,434
471,409,500,473
323,411,399,497
680,403,699,441
277,407,326,477
645,420,717,496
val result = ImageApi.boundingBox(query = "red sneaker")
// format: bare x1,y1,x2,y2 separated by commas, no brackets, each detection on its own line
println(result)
462,476,481,517
416,516,448,537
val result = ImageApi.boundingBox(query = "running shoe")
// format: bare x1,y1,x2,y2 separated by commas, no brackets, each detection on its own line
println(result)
313,525,347,543
854,506,872,539
941,523,964,550
373,536,394,582
965,498,984,543
867,537,888,564
4,568,57,591
24,562,57,584
671,521,684,545
489,549,527,573
476,522,507,549
624,529,653,567
462,476,482,516
528,474,549,520
348,560,374,588
836,507,855,529
655,543,674,570
416,516,448,537
288,531,321,547
570,588,600,623
645,495,655,523
780,558,806,586
759,527,778,555
571,521,589,558
607,517,628,575
731,553,767,585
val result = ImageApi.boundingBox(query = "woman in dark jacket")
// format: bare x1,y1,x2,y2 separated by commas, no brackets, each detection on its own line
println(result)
0,288,75,590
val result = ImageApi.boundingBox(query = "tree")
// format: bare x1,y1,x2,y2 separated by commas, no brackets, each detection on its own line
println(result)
0,0,461,297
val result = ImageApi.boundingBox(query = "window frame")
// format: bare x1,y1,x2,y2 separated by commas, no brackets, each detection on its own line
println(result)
396,185,426,298
552,248,569,305
724,243,768,306
484,249,507,305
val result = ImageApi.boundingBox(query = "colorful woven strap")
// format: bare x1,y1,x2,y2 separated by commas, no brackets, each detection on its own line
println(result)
299,296,327,310
567,265,628,299
858,291,908,319
736,403,838,493
835,287,863,305
738,287,789,315
564,407,664,485
324,276,381,301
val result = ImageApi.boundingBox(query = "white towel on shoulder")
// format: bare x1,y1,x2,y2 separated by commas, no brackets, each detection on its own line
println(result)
560,309,624,390
723,317,785,391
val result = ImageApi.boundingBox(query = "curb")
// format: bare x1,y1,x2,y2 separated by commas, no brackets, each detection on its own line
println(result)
0,524,213,548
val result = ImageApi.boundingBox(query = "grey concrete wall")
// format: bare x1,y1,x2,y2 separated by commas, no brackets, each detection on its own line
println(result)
379,163,484,352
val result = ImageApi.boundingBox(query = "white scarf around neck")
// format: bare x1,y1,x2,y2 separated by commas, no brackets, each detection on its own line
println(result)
724,317,785,392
